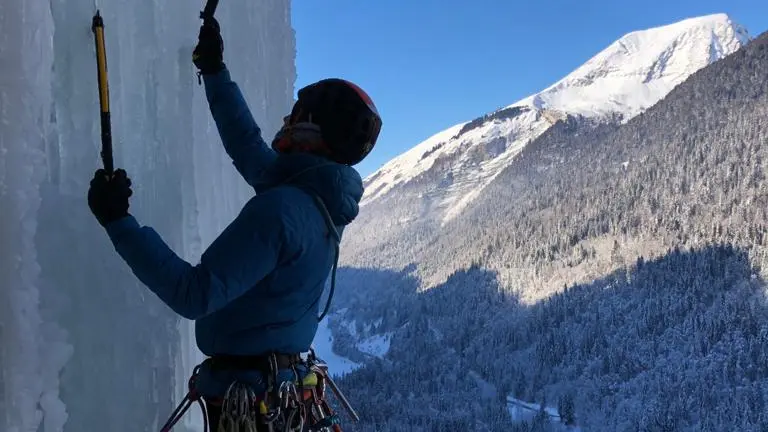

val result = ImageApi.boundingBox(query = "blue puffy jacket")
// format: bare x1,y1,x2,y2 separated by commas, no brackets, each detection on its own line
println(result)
103,68,363,397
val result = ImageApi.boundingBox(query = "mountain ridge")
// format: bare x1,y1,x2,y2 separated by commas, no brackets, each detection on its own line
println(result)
359,14,751,225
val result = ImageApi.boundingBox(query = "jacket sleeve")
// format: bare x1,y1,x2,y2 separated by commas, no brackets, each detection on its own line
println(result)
103,194,285,320
203,68,277,187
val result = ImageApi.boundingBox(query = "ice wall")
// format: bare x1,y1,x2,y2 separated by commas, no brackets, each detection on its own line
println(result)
0,0,295,430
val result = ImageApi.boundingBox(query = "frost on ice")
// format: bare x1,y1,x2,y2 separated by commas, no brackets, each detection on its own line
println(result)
0,0,295,431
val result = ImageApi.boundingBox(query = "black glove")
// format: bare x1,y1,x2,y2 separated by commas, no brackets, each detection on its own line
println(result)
88,168,133,227
192,18,225,75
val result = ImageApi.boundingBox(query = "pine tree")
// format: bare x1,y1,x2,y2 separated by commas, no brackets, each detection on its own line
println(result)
558,392,576,426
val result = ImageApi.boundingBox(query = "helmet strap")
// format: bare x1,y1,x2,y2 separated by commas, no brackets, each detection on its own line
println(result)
273,120,333,158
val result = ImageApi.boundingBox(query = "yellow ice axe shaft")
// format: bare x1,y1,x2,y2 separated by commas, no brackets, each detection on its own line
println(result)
92,10,114,174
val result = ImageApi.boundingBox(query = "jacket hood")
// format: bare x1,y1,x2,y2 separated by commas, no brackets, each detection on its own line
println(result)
257,153,363,226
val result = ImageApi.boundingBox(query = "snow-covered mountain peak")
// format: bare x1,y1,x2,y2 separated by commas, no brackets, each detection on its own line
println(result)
361,14,750,217
515,13,751,118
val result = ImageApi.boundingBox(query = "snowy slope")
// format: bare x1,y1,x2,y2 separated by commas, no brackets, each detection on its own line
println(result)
361,14,750,222
0,1,294,431
312,317,362,377
507,396,582,431
356,332,393,358
507,396,562,423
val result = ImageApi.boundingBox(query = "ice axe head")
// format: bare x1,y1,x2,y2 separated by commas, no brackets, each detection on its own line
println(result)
199,0,219,22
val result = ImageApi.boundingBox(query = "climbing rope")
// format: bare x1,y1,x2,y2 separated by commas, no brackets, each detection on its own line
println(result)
160,365,209,432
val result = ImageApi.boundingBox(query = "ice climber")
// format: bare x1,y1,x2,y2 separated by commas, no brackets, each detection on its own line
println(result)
87,17,381,431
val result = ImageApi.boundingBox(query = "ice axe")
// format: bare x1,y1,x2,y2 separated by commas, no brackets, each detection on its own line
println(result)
92,10,113,175
192,0,221,84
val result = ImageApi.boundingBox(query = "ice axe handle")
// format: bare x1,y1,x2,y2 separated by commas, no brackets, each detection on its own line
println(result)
92,10,114,174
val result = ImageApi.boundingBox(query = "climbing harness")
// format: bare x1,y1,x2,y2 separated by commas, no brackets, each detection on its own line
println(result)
159,350,357,431
91,10,114,174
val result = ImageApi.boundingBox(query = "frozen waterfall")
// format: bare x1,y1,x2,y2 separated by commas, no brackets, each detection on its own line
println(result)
0,0,295,430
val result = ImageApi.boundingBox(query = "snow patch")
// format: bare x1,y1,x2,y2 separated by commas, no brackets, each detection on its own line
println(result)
361,123,466,203
356,332,393,358
312,318,362,377
507,396,560,423
506,395,583,430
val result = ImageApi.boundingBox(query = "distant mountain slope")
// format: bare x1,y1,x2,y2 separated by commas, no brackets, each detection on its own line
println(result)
358,14,749,227
420,30,768,296
333,27,768,432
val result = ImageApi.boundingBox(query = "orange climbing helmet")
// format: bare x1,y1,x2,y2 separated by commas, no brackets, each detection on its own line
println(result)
272,78,382,166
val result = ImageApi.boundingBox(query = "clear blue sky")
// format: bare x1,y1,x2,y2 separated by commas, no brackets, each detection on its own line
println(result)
291,0,767,178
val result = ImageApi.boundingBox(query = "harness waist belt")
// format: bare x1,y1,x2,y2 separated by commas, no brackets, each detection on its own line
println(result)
207,353,302,372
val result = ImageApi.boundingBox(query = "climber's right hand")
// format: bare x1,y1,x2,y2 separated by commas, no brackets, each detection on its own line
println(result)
88,168,133,227
193,17,225,75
